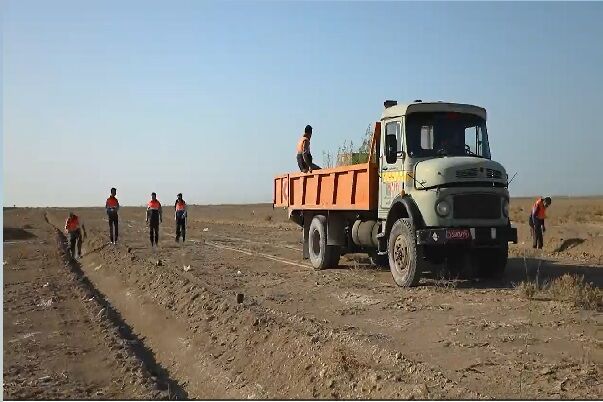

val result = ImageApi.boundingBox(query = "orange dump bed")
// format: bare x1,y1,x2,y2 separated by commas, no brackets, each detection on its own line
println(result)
273,122,381,212
273,163,378,211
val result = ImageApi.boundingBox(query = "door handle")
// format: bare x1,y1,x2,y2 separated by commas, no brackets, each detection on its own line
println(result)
382,166,388,171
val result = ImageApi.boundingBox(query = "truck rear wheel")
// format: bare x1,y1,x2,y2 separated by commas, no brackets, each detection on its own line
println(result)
309,215,340,270
475,244,508,280
388,218,422,287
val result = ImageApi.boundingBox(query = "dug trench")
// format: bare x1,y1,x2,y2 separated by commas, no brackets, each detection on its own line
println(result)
14,205,603,399
52,228,188,399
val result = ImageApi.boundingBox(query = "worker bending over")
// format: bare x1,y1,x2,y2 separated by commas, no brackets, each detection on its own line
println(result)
146,192,162,248
174,193,187,242
529,196,551,249
64,211,86,259
105,187,120,244
296,125,321,173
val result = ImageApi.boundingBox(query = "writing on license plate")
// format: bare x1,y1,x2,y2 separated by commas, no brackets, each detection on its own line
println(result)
446,229,471,240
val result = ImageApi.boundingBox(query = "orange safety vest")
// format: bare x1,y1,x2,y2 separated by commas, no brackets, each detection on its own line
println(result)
106,196,119,209
65,215,80,232
148,199,161,210
532,198,547,220
175,200,186,211
296,136,309,154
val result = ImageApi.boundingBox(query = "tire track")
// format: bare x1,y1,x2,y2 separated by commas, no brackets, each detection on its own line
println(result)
194,238,311,270
206,233,301,252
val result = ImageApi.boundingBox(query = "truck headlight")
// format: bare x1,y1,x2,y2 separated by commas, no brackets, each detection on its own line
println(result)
502,199,509,217
436,200,451,217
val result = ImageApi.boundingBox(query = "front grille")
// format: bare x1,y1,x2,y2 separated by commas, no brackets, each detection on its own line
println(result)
453,194,501,219
456,168,478,178
486,168,502,179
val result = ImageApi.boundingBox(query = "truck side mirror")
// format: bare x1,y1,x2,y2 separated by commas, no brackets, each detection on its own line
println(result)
385,135,397,164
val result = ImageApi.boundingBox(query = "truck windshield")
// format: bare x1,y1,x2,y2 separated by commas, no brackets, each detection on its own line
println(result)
405,112,491,159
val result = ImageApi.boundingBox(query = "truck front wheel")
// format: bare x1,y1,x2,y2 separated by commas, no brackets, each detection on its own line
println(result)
388,218,422,287
309,215,341,270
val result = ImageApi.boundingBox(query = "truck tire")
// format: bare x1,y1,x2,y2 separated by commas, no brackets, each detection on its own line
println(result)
387,218,422,287
475,244,508,280
309,215,340,270
369,251,389,268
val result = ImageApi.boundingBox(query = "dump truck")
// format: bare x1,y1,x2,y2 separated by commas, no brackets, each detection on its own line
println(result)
273,100,517,287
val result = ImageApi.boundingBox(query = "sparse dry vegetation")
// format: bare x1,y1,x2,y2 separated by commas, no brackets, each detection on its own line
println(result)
517,280,539,300
517,274,602,311
548,274,602,311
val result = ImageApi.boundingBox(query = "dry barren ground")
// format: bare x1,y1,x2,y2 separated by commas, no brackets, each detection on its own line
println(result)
3,197,603,399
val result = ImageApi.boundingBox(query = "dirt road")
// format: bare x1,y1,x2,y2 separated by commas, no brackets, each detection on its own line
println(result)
4,199,602,399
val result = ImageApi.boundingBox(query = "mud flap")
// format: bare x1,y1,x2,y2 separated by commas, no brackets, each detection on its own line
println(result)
326,212,346,246
302,213,311,259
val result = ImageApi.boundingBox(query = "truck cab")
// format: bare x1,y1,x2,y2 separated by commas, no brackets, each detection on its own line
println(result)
377,100,517,285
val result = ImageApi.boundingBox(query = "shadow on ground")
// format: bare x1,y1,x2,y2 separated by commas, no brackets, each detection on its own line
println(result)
4,227,37,241
505,257,602,287
337,254,602,290
421,257,603,290
554,238,586,252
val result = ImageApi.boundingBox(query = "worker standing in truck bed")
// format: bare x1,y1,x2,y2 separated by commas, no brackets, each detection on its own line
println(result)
296,125,321,173
529,196,552,249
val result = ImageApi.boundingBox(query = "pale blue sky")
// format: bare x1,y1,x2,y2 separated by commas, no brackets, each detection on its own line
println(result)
3,1,603,207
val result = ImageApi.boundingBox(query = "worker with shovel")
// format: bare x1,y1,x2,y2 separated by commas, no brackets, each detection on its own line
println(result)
529,196,551,249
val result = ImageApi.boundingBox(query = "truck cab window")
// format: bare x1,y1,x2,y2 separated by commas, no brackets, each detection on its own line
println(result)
406,112,491,159
465,126,477,155
465,125,490,158
420,126,434,150
385,121,402,153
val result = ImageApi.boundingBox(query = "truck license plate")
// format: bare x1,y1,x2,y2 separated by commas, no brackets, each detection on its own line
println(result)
446,229,471,240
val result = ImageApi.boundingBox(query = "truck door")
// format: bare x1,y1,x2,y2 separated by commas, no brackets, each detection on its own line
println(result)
379,119,405,219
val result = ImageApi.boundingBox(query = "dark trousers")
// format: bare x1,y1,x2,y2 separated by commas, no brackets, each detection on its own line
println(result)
297,153,321,173
149,222,159,246
529,216,544,249
176,216,186,242
68,229,82,258
108,213,118,242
